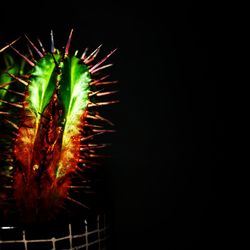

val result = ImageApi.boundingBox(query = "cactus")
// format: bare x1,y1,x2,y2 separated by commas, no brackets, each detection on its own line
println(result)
0,30,117,224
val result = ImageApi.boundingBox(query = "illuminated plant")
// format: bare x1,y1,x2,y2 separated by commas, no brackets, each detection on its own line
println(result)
0,30,117,224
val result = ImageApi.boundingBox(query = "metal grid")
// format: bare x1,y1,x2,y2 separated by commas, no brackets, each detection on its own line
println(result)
0,214,109,250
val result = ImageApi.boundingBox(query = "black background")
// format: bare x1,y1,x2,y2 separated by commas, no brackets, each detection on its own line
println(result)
0,1,225,249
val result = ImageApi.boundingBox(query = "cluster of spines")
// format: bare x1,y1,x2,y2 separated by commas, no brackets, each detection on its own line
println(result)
0,29,118,222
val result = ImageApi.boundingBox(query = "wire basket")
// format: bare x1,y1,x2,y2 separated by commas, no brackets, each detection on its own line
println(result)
0,214,110,250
